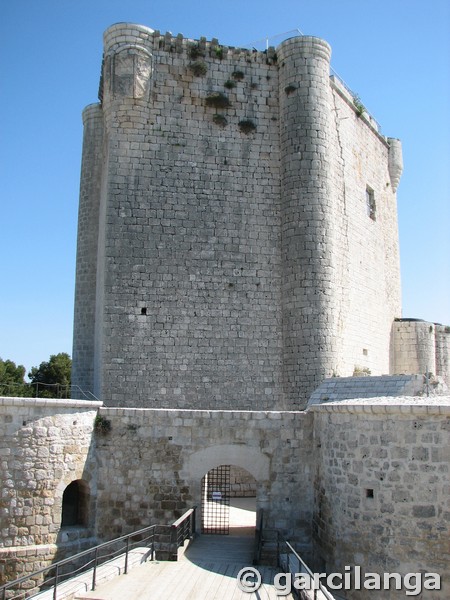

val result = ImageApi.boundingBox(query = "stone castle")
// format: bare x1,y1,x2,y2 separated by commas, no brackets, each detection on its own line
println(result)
1,23,449,599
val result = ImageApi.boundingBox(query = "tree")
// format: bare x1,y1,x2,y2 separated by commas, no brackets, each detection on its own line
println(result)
28,353,72,398
0,358,29,396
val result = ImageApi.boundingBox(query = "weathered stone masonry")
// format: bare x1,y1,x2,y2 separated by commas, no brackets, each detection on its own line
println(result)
311,398,450,599
3,22,449,599
0,398,100,584
72,23,405,410
0,397,315,582
1,395,449,600
93,406,314,553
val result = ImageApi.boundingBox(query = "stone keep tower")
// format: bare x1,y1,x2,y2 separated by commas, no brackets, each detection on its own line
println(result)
72,23,404,409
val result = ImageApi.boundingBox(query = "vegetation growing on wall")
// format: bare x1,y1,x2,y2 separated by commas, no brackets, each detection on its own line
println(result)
232,70,245,81
187,43,205,60
189,60,208,76
94,414,112,434
353,94,366,117
353,365,371,376
213,114,227,127
205,92,231,109
238,119,256,134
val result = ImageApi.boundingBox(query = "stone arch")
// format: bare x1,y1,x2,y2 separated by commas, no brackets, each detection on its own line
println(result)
60,479,90,527
186,444,270,481
185,444,270,534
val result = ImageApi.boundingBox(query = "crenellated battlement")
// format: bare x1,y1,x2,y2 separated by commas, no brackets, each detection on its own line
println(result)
103,22,278,63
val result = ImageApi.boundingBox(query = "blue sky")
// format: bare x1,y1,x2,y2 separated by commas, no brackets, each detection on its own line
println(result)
1,0,449,373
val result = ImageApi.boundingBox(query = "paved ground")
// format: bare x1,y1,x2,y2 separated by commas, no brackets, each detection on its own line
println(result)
231,497,256,525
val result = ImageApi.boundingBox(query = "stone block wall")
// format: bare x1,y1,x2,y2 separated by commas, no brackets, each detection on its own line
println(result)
0,398,100,583
391,319,450,388
1,393,449,594
229,465,257,497
329,77,402,379
72,23,403,410
310,397,450,599
89,24,284,410
94,407,314,556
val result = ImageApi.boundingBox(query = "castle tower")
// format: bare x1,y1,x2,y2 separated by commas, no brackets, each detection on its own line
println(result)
277,37,338,406
92,24,154,399
72,23,404,408
72,104,104,396
392,319,450,388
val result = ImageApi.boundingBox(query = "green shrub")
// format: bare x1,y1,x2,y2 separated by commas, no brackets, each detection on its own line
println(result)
190,61,207,76
205,92,231,109
238,119,256,134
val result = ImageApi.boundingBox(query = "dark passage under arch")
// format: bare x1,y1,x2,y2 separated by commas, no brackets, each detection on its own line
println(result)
61,480,89,527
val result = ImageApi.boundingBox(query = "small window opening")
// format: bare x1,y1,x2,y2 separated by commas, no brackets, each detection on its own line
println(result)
366,186,376,221
363,348,368,356
141,307,147,315
61,480,89,527
366,488,374,499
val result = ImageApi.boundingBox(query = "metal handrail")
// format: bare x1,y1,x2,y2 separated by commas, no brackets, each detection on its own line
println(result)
282,540,335,600
1,506,197,600
171,507,197,558
329,67,382,133
0,382,99,401
253,509,264,565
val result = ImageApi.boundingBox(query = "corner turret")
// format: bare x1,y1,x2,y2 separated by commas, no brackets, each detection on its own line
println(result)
72,103,104,395
388,137,403,191
277,36,338,407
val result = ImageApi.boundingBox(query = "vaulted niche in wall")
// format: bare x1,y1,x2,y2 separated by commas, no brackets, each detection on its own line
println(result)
61,480,89,527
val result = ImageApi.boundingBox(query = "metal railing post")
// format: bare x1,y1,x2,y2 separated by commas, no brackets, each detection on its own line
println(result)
91,548,99,591
124,537,130,574
0,508,196,599
53,564,59,600
277,532,280,568
170,524,178,561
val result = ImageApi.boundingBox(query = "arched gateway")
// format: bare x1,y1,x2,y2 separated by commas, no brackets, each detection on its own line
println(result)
185,444,270,535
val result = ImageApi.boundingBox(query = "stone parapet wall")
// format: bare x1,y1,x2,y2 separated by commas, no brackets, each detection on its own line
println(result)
94,407,314,556
0,398,101,583
310,397,450,599
1,394,449,593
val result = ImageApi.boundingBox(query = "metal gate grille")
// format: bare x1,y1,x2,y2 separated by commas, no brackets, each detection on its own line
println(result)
201,465,230,534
